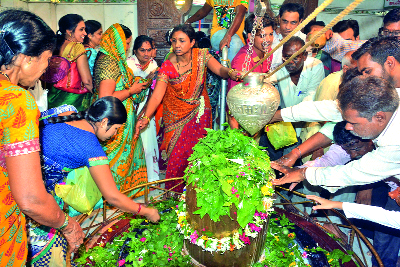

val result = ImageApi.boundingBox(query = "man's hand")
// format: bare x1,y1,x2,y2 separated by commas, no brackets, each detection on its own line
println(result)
267,110,283,124
219,34,232,51
325,29,333,40
271,162,306,190
306,195,343,210
273,148,301,168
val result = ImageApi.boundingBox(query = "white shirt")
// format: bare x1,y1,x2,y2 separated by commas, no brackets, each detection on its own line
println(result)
271,57,324,109
343,202,400,230
271,30,307,70
270,56,324,136
280,88,400,193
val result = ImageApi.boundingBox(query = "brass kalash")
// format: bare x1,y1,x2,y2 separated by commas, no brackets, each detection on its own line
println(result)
226,1,280,135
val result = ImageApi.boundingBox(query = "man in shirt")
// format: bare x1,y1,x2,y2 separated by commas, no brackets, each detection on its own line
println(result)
270,36,324,137
321,30,365,65
272,75,400,196
332,19,360,41
185,0,248,61
271,3,306,69
262,36,324,161
269,37,400,164
314,50,357,102
380,7,400,37
304,20,333,77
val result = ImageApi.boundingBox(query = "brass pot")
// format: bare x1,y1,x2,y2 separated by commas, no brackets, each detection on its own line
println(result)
227,72,280,135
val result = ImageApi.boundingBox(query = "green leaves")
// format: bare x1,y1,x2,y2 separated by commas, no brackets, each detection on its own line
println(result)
184,127,273,228
76,199,191,267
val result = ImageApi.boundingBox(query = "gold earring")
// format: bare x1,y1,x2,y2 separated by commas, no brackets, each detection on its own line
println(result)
28,58,32,65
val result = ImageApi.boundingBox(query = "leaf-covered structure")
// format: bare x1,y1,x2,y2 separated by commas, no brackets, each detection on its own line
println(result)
184,127,275,228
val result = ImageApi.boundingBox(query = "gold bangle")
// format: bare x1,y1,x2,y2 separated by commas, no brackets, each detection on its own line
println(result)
228,69,235,76
142,115,150,122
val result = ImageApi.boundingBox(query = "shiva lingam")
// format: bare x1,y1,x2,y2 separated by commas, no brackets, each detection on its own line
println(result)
227,72,280,135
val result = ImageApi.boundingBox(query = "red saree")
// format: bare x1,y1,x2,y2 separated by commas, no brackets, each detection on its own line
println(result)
157,48,213,192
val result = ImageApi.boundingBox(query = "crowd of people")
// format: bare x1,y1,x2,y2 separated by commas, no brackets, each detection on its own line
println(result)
2,1,400,266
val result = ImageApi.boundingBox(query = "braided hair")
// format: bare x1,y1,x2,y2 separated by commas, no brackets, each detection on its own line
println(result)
45,96,127,128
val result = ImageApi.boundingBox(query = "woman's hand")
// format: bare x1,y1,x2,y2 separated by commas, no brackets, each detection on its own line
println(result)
306,195,343,210
60,217,85,254
129,79,147,95
141,206,160,222
271,162,306,190
134,118,149,139
228,69,242,81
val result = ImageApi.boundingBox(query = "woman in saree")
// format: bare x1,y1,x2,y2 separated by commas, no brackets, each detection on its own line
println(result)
83,20,103,76
93,24,148,194
47,14,93,111
28,97,160,266
135,24,241,193
127,35,160,182
0,9,84,266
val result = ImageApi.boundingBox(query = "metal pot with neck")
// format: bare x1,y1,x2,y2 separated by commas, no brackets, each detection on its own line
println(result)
227,72,280,135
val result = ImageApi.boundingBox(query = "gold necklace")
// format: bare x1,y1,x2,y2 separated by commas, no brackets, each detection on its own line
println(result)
177,59,191,71
0,71,10,82
177,51,192,72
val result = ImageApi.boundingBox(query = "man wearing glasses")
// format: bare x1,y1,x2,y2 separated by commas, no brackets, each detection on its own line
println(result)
379,8,400,37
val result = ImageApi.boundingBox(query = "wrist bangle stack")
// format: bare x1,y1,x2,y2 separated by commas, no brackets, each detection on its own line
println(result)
228,69,235,76
142,116,150,122
136,203,142,215
57,212,69,231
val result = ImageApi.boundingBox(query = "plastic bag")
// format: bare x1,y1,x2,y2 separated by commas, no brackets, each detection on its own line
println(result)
265,121,298,150
55,167,102,214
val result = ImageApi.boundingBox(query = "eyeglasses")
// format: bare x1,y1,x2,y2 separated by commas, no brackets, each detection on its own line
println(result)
379,28,400,37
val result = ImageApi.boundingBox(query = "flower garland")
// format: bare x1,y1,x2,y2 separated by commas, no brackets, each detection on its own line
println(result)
196,95,205,123
77,200,355,267
176,188,272,253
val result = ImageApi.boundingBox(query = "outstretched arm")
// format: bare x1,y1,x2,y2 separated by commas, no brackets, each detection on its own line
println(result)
219,5,247,51
306,195,343,210
274,132,332,167
89,165,160,222
207,56,241,79
185,4,213,24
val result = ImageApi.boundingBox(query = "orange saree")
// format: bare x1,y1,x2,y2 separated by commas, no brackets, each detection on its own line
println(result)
157,48,213,192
